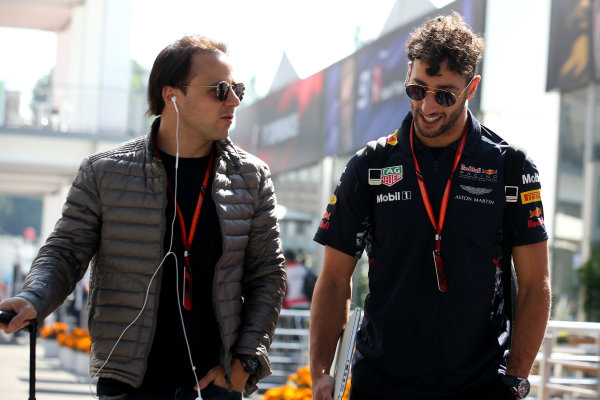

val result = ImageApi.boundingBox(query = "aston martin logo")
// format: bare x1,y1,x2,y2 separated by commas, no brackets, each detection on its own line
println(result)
460,185,492,196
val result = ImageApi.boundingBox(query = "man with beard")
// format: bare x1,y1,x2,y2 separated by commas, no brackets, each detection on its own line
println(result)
310,12,550,400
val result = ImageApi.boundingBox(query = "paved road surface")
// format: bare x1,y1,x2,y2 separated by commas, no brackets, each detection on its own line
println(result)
0,333,94,400
0,332,262,400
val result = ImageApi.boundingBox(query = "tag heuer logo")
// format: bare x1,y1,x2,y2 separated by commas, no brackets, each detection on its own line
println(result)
381,165,403,187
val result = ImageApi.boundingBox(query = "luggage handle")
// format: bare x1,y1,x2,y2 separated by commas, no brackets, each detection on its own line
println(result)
0,310,37,400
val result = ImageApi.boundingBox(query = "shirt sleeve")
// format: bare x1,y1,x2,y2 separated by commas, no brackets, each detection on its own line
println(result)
314,153,371,259
511,156,549,246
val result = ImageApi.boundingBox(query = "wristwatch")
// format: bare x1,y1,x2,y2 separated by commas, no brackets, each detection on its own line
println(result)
501,375,530,398
236,354,258,374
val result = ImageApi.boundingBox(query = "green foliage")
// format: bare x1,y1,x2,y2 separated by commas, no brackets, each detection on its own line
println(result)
0,195,42,236
130,59,146,92
32,69,53,104
578,249,600,322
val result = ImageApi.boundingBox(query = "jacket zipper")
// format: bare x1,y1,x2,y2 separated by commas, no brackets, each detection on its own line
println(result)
211,150,235,389
138,154,169,387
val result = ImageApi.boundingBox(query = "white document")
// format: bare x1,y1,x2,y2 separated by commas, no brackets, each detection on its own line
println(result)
331,307,362,400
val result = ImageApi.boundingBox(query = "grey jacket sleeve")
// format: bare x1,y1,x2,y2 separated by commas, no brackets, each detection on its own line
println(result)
18,158,100,323
235,162,286,387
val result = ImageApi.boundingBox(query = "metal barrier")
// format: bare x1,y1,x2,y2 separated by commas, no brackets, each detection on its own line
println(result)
531,321,600,399
261,313,600,399
258,309,311,392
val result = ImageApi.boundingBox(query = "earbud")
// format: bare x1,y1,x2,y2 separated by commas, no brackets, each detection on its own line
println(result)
171,96,178,113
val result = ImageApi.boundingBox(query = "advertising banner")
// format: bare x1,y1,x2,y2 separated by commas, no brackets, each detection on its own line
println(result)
233,0,486,174
232,72,324,174
547,0,599,91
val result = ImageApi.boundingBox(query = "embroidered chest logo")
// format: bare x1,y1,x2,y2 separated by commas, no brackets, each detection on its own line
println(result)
455,185,495,205
460,185,492,196
376,191,412,203
381,165,403,187
459,164,498,183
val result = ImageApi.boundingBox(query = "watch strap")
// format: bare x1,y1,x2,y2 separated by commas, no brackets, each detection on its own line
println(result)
501,375,530,398
236,354,258,374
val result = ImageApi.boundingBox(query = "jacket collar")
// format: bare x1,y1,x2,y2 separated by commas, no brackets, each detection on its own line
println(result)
145,116,243,168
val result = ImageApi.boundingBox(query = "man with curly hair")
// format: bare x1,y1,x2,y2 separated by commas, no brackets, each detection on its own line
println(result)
310,12,550,400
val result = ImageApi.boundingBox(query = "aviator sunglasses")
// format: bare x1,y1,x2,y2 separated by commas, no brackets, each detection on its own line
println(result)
404,75,474,107
180,81,245,102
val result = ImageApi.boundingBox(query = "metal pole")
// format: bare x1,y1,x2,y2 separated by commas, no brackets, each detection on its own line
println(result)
538,334,553,400
28,319,37,400
581,83,596,264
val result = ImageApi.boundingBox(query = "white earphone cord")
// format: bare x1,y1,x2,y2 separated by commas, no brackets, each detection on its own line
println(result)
90,99,203,400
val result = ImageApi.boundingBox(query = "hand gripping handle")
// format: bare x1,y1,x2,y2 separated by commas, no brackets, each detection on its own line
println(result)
0,310,16,324
0,310,37,399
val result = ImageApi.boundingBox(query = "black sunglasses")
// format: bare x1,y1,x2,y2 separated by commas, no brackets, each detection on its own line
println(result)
180,81,245,102
404,77,474,107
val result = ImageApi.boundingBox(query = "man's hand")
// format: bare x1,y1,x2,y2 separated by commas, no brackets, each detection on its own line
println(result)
195,359,249,393
309,246,357,400
311,370,335,400
0,297,36,334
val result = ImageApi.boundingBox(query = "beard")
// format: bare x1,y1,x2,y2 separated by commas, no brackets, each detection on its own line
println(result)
410,96,468,140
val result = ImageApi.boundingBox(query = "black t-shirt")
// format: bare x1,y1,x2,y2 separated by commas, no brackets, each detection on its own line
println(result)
98,150,222,395
314,112,548,398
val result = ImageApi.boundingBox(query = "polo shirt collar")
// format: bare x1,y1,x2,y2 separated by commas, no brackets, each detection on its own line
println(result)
397,109,482,157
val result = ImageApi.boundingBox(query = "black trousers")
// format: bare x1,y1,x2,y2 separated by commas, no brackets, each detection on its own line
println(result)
349,378,516,400
98,383,242,400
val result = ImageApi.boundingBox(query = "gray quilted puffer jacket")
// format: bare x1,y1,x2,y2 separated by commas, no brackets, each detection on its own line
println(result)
17,119,286,394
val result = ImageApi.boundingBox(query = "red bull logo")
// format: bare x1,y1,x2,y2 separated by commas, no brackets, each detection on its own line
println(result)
386,130,398,146
319,212,330,230
528,217,544,228
529,207,543,218
460,165,497,175
459,164,498,182
329,194,337,205
461,164,482,173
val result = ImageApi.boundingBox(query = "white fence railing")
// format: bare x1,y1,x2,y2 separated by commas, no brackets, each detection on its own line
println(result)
531,321,600,400
264,312,600,399
258,309,310,392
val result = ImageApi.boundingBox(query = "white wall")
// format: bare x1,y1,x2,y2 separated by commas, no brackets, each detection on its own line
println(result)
99,0,133,133
480,0,559,239
56,0,132,134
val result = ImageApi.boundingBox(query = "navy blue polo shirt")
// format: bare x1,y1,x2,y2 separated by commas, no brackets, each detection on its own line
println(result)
314,111,547,398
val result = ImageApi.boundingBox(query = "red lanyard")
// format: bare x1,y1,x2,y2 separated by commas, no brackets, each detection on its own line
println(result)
409,122,467,292
156,146,214,310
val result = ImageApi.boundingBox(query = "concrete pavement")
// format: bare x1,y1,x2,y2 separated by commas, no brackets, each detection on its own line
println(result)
0,332,263,400
0,332,94,400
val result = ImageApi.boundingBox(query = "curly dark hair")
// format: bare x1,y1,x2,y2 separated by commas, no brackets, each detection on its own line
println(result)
146,35,228,116
405,11,484,81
